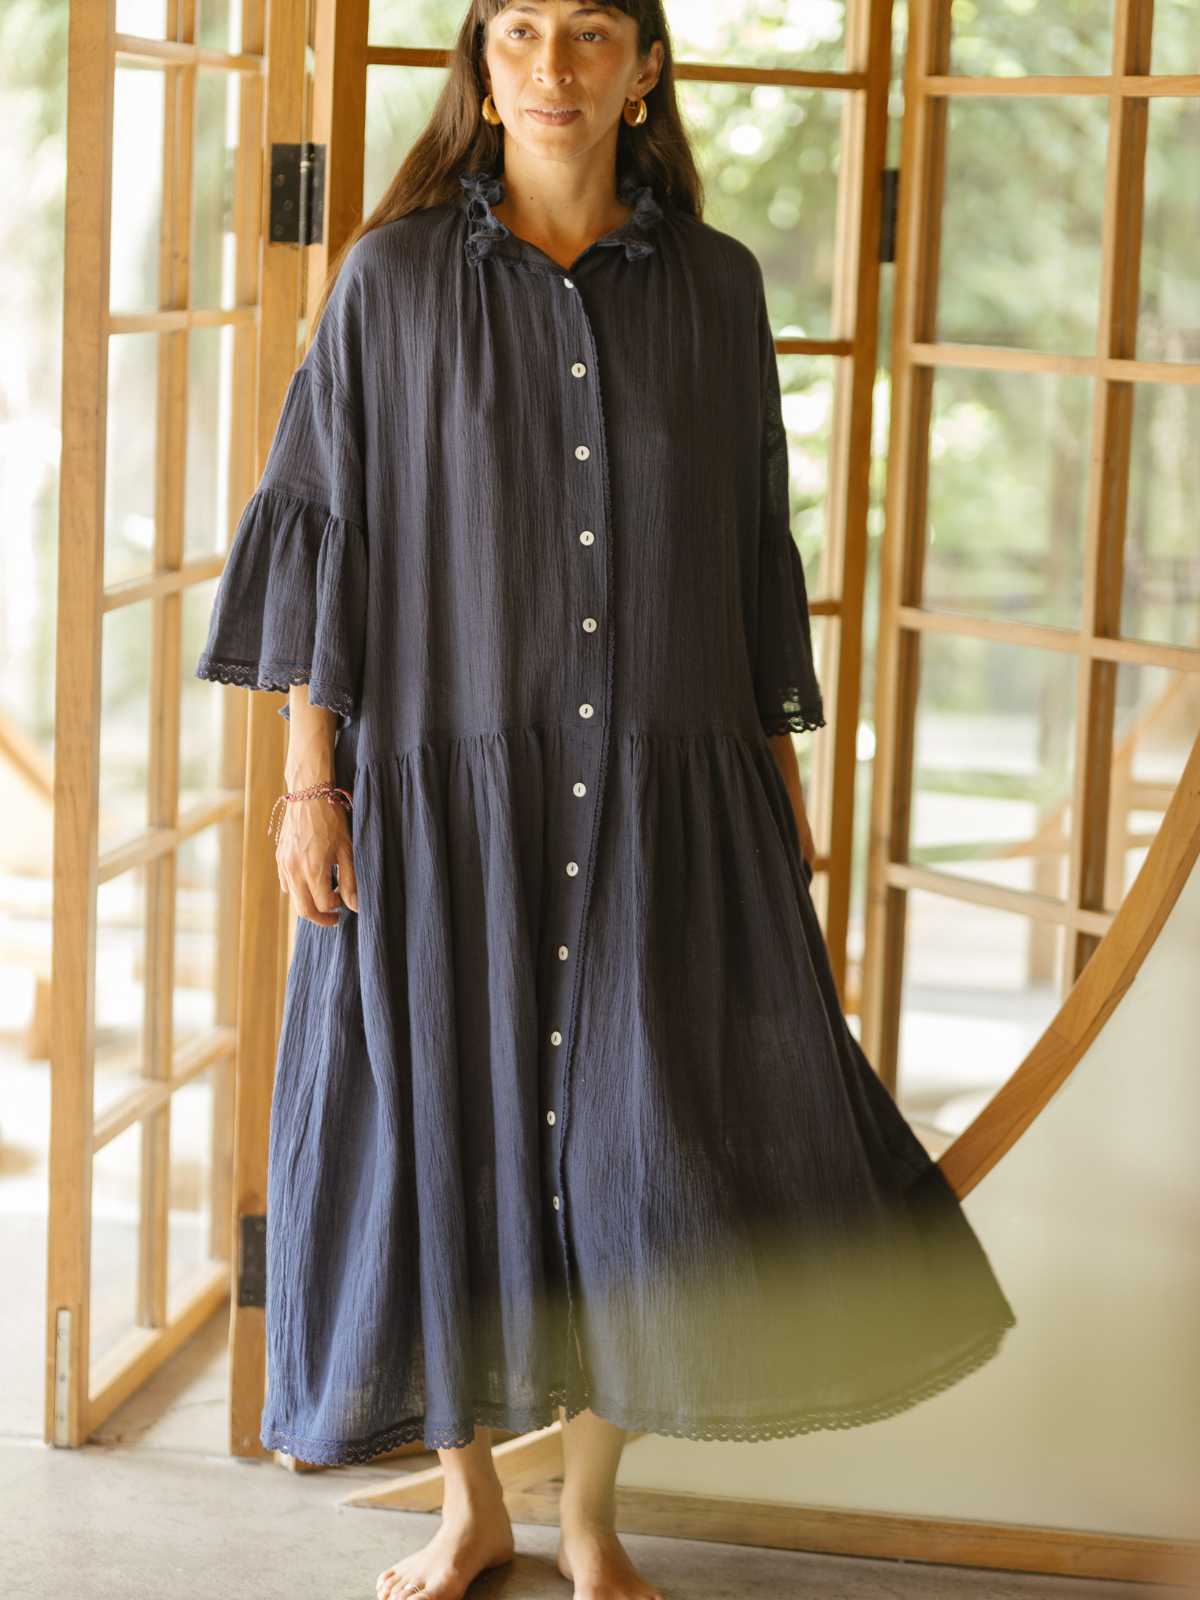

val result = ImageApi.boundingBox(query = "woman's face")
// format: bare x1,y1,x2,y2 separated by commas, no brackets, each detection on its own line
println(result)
484,2,658,164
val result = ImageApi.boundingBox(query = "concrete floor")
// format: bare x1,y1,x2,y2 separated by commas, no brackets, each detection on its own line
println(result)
0,1318,1171,1600
0,1434,1173,1600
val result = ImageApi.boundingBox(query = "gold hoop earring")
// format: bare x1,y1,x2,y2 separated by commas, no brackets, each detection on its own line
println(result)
481,92,502,126
622,95,648,127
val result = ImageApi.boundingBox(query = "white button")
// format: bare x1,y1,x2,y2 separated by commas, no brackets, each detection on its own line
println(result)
579,530,595,546
566,861,578,876
563,277,574,289
578,703,593,718
546,1109,556,1125
574,444,591,461
582,617,597,632
572,782,586,797
557,944,569,960
550,1029,562,1045
571,362,587,377
552,1194,561,1209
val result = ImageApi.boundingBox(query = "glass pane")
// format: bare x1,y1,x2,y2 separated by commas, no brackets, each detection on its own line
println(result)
1139,98,1200,363
792,609,835,851
1122,384,1200,649
844,727,876,967
680,82,846,340
949,0,1114,76
368,0,465,48
185,323,236,562
0,882,52,1123
897,889,1067,1142
90,1119,143,1368
111,66,165,312
94,868,149,1120
364,65,449,217
925,366,1091,628
1150,0,1197,73
104,332,159,588
666,0,847,71
99,601,152,849
115,0,167,40
191,68,241,310
780,353,837,571
181,575,227,802
911,634,1077,901
938,95,1107,355
167,1065,217,1304
173,830,221,1048
1104,663,1197,913
197,0,238,53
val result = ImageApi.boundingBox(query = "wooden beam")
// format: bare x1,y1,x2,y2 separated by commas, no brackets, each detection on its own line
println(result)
340,1421,570,1512
500,1479,1199,1588
46,0,116,1452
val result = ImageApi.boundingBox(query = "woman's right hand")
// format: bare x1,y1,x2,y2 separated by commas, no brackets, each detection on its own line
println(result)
279,689,359,925
275,791,359,926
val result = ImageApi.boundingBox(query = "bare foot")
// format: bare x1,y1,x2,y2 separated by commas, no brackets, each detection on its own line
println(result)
555,1516,665,1600
375,1484,515,1600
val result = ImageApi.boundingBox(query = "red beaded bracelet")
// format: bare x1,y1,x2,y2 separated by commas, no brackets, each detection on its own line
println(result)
267,781,354,846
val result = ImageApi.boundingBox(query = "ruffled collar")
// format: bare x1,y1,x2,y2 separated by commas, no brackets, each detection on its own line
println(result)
458,167,664,267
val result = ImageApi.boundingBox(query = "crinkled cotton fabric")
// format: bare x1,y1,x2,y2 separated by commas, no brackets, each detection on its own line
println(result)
195,165,1017,1462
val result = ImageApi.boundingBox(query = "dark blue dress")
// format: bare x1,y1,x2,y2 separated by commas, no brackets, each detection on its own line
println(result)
195,165,1016,1462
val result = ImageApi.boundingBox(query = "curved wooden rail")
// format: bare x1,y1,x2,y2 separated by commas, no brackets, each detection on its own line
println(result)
942,729,1200,1199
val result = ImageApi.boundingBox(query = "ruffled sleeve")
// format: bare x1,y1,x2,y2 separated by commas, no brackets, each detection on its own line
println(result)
747,271,826,739
194,286,368,728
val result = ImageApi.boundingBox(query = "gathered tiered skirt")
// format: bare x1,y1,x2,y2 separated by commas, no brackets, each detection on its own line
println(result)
256,722,1016,1461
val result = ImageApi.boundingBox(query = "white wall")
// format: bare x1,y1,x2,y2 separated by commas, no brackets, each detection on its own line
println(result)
616,856,1200,1541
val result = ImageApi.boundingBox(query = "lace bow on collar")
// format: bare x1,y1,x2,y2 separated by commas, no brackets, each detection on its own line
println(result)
458,168,665,266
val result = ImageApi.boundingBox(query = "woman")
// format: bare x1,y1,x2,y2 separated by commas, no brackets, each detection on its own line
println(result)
196,3,1017,1598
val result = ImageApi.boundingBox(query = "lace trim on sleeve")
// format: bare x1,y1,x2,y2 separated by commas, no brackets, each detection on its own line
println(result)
193,655,357,725
193,484,367,728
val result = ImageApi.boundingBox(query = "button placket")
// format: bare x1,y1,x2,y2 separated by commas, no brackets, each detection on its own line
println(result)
541,268,614,1403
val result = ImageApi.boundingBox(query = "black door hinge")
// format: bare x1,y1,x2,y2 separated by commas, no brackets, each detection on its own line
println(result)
879,167,899,263
238,1213,267,1307
269,143,326,245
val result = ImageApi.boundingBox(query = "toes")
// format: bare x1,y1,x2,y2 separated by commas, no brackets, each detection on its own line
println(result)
379,1574,424,1600
378,1577,416,1600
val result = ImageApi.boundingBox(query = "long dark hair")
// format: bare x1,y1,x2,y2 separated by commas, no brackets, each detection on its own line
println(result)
306,0,704,341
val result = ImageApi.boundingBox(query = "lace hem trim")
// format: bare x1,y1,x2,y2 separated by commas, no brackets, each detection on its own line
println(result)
585,1312,1016,1442
761,702,827,737
258,1310,1015,1461
194,655,356,724
260,1385,584,1462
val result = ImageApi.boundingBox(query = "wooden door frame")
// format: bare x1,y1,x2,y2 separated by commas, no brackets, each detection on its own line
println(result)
227,0,373,1459
45,0,318,1451
46,0,264,1448
862,0,1200,1088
